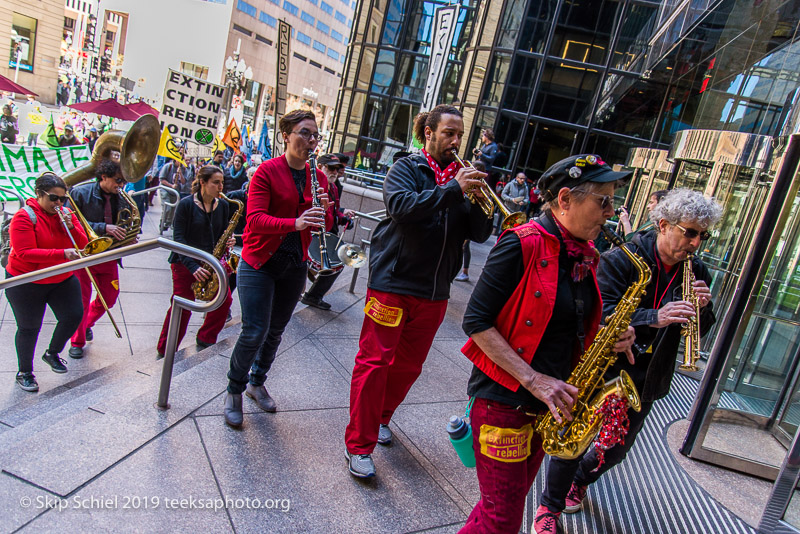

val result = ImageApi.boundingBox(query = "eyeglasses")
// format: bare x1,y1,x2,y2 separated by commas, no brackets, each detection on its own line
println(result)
115,177,126,185
47,193,68,203
291,128,322,142
674,223,712,241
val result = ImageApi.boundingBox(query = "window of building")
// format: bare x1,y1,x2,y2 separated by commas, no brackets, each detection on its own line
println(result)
317,20,330,34
327,48,340,61
351,0,356,8
283,0,299,16
237,0,258,17
9,12,37,73
331,29,344,42
347,18,352,28
233,24,252,36
297,31,312,45
255,33,273,45
313,40,326,53
310,59,322,68
307,0,318,5
301,11,315,25
260,11,277,27
321,1,333,15
325,66,336,75
335,10,347,24
294,52,307,61
268,0,280,4
180,61,209,80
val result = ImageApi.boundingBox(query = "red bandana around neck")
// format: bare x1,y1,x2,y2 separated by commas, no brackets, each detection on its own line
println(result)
422,149,460,186
552,215,599,281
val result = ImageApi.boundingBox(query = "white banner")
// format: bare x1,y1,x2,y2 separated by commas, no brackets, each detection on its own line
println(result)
0,144,92,199
274,20,292,158
420,5,459,113
161,69,226,146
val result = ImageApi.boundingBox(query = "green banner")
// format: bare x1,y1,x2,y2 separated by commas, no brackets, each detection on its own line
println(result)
0,144,92,200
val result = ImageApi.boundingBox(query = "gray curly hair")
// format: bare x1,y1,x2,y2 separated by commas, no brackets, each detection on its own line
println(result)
649,188,723,229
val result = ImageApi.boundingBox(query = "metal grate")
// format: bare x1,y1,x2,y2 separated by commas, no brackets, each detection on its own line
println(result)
531,374,755,534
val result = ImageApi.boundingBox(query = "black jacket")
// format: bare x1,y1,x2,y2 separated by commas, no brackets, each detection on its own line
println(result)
368,153,493,300
169,194,231,273
598,229,716,402
67,182,121,236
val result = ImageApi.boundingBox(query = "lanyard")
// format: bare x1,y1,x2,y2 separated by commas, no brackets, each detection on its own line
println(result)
653,241,680,309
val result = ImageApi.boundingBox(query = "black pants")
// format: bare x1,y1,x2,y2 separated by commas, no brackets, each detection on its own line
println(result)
226,259,307,394
462,240,471,269
541,400,653,512
305,270,340,300
5,273,83,374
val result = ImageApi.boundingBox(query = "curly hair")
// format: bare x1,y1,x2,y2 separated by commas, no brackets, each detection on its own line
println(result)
649,188,723,228
96,159,121,180
412,104,462,145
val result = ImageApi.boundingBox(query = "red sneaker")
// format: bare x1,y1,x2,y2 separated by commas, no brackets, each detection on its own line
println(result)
533,505,561,534
563,483,588,513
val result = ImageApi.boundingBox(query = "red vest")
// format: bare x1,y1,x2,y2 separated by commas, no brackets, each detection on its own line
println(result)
461,222,603,391
242,155,333,269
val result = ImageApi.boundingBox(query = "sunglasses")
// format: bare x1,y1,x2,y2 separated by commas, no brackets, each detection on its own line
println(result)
674,223,712,241
47,193,68,203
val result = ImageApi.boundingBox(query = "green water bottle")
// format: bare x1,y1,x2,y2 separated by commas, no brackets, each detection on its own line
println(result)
447,415,476,468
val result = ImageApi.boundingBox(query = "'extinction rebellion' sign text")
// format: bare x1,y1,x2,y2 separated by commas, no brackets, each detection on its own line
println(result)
160,69,226,146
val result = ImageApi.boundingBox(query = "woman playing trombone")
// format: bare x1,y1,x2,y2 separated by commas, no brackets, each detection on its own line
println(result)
5,172,88,392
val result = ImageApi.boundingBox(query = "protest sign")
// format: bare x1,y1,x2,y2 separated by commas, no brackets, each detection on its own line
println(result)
0,144,92,199
160,69,226,146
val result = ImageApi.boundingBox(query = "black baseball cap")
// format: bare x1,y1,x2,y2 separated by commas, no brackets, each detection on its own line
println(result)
317,154,344,167
537,154,632,203
334,152,350,165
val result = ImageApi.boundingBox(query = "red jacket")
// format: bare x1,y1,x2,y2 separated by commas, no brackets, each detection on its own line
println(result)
461,222,603,391
7,198,88,284
241,155,333,269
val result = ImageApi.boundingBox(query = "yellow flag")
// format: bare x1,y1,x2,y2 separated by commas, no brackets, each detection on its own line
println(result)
354,150,363,169
213,136,225,153
157,129,186,165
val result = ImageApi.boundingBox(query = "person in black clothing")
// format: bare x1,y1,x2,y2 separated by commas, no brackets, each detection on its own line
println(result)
345,104,493,479
0,104,18,144
457,154,635,534
300,153,355,310
224,153,247,193
155,166,234,358
534,188,722,534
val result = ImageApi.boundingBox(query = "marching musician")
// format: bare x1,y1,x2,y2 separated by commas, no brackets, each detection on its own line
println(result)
66,160,128,359
223,110,332,428
299,153,355,310
155,166,234,359
344,105,493,479
457,154,635,533
534,188,721,534
6,173,87,391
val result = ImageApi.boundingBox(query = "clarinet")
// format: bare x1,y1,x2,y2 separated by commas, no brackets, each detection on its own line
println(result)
308,154,334,274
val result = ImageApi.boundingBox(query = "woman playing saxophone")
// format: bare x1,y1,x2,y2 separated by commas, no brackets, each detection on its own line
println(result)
155,165,235,358
458,154,636,534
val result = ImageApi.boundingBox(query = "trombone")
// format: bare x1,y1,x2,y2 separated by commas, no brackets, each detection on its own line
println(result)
64,191,113,255
55,206,122,339
451,149,526,230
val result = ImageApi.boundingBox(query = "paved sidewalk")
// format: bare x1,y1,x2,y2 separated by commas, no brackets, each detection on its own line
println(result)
0,199,763,533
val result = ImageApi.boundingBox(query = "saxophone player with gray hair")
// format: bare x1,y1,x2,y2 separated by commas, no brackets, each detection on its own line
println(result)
535,188,723,534
458,154,636,534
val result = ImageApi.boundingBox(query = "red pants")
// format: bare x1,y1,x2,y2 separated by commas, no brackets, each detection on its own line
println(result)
345,289,447,454
459,398,545,534
156,263,233,354
71,261,120,348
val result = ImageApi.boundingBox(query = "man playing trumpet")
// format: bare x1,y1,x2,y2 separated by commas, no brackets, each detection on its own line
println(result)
66,160,128,359
344,104,493,478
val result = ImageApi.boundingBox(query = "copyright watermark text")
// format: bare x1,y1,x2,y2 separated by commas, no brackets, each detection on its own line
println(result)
19,494,291,513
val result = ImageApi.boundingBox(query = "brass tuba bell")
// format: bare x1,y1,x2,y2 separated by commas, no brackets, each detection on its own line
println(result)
62,115,160,253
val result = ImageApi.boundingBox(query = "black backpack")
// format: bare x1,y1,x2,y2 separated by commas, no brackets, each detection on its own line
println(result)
1,206,37,268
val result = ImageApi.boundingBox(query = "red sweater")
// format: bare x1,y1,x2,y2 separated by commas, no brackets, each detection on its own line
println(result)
242,155,333,269
461,222,603,391
7,198,88,284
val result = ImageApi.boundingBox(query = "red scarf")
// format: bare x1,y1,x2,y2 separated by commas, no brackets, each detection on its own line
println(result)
423,149,460,186
552,215,599,281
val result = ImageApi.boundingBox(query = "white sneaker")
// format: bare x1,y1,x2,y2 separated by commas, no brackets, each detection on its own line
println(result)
455,272,469,282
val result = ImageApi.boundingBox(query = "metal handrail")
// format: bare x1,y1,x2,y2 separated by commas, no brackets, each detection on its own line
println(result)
128,185,180,235
0,237,228,409
0,186,26,217
347,209,387,293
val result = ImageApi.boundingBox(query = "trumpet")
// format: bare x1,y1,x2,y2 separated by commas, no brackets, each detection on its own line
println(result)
55,206,122,338
450,150,526,230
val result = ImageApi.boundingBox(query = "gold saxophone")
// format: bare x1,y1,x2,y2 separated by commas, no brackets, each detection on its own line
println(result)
679,255,701,371
110,187,141,249
191,193,245,301
535,225,651,460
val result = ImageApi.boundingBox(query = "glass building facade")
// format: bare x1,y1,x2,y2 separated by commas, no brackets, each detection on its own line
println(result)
333,0,800,179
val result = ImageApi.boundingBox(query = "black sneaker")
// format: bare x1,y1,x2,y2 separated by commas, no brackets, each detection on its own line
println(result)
42,351,68,373
85,327,94,341
15,372,38,392
196,338,213,349
301,294,332,310
68,346,84,359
